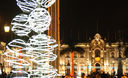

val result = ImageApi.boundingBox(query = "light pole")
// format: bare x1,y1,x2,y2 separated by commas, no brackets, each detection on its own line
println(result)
112,61,115,76
4,25,11,43
87,59,89,75
4,26,10,33
117,42,123,78
3,25,10,73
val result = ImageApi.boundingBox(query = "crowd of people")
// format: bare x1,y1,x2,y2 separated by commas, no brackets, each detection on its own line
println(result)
62,71,128,78
0,71,128,78
0,71,13,78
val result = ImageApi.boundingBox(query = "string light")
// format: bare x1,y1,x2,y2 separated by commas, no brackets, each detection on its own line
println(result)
4,0,58,77
16,0,56,13
4,39,30,78
11,14,31,36
28,8,51,33
26,34,58,77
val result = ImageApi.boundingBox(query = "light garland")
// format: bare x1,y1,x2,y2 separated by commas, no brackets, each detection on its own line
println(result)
26,34,58,77
4,39,30,78
4,0,58,78
11,14,30,36
16,0,56,13
28,8,51,33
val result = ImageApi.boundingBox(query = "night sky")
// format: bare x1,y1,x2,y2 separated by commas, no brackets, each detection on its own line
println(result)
0,0,128,43
60,0,128,43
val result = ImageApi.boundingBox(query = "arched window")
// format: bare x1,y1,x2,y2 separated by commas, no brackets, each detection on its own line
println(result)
111,52,114,58
95,49,100,57
74,53,77,58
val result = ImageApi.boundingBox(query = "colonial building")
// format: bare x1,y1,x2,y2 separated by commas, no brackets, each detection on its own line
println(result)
59,33,128,76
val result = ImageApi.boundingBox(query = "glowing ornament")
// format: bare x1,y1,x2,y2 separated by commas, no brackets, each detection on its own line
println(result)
26,34,58,77
16,0,37,13
28,8,51,33
4,39,30,78
16,0,56,13
11,14,31,36
4,0,58,77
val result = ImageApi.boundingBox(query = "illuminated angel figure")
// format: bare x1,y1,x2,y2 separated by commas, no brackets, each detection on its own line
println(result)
4,0,59,78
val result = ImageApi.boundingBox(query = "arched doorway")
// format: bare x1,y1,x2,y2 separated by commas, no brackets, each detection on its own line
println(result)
95,63,100,71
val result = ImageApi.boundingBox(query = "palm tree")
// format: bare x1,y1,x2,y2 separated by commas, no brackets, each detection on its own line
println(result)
60,41,84,77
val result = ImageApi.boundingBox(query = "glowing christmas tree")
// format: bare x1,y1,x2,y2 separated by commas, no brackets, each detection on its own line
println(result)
4,0,58,78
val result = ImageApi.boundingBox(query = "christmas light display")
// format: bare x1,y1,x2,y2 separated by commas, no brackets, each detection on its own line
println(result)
11,14,30,36
4,0,58,78
4,39,30,77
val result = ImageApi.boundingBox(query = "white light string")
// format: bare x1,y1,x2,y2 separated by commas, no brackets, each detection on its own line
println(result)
4,39,30,78
11,14,31,36
28,8,51,33
4,0,58,77
16,0,56,13
26,34,58,77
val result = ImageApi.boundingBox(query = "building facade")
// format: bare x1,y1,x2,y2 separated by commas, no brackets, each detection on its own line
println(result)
59,33,128,76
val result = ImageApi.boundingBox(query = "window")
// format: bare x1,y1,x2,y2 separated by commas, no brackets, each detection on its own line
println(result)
111,52,114,58
74,53,77,58
95,49,100,57
81,66,84,71
74,64,77,71
126,65,128,71
80,54,84,58
66,53,70,58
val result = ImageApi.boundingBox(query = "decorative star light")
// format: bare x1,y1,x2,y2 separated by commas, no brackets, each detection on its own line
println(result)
4,0,58,77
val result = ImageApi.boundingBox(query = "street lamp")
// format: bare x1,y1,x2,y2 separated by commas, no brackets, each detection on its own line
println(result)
117,41,124,78
87,59,89,75
4,26,10,33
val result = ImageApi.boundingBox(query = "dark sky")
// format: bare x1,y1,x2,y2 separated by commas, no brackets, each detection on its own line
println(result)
1,0,128,43
60,0,128,43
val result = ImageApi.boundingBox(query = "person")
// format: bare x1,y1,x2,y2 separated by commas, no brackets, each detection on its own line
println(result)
1,71,7,78
62,75,65,78
96,73,101,78
121,73,127,78
81,73,85,78
7,72,13,78
121,75,127,78
64,75,71,78
74,72,77,78
101,72,107,78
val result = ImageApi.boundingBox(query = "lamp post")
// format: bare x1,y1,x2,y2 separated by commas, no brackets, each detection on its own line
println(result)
117,42,123,78
4,26,10,33
112,61,115,76
3,25,10,73
4,25,11,43
87,59,89,75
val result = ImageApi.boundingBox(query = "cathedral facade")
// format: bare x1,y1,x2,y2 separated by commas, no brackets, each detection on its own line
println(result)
59,33,128,76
